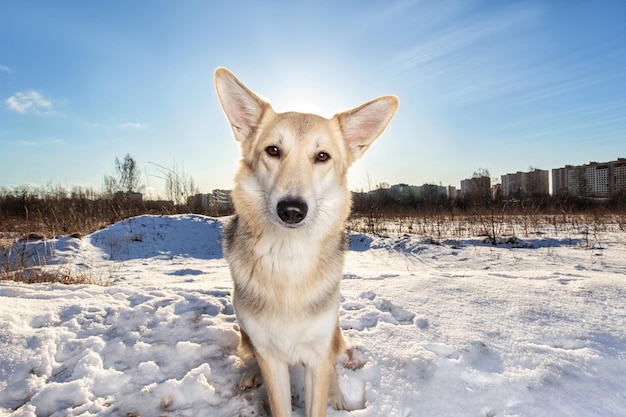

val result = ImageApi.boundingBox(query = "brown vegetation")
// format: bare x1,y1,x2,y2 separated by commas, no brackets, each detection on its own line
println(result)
0,182,229,285
1,181,625,285
349,189,626,245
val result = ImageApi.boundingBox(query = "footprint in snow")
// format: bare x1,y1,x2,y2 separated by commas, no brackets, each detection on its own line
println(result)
460,341,504,374
340,293,417,330
167,268,203,276
340,311,379,331
424,344,460,359
360,291,376,300
343,301,366,311
374,298,416,325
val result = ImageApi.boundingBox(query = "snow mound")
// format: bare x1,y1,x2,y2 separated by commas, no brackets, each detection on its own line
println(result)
87,214,224,261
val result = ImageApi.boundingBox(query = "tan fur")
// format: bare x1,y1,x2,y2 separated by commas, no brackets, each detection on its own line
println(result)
215,67,398,417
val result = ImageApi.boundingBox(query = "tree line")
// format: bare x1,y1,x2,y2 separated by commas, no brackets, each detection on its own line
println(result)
0,154,224,238
351,182,626,219
2,158,625,240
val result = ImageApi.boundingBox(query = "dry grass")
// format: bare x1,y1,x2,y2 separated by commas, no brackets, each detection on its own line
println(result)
0,235,109,286
2,198,625,285
2,265,105,286
347,212,626,248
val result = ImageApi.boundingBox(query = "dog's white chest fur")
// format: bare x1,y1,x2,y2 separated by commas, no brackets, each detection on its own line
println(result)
232,230,341,363
238,301,338,365
254,229,320,280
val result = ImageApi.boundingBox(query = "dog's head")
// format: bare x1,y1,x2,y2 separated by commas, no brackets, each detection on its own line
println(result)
215,67,398,230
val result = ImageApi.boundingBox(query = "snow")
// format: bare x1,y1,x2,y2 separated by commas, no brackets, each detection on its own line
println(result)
1,214,625,416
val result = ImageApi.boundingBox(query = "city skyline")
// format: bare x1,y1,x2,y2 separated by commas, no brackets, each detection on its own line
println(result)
2,1,626,196
191,156,625,204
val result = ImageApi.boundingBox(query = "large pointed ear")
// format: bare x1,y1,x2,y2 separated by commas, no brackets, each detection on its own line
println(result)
214,67,270,142
335,95,399,160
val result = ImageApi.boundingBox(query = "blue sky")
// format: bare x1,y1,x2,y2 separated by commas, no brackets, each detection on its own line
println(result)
1,1,625,196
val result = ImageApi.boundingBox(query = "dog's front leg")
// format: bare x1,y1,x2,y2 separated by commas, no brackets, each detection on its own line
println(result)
304,352,333,417
328,358,348,411
256,353,291,417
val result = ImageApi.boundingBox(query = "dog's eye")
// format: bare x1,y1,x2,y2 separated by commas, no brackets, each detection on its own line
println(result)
265,146,280,158
316,152,330,163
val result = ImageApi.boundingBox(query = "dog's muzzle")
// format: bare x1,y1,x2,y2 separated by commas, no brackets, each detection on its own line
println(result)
277,198,308,225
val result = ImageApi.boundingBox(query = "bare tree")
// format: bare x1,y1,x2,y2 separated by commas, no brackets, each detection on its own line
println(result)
468,168,492,204
102,174,118,200
472,168,490,179
150,161,199,206
116,154,144,194
14,185,37,221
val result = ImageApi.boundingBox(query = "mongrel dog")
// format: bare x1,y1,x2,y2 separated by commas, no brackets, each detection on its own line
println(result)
214,67,398,417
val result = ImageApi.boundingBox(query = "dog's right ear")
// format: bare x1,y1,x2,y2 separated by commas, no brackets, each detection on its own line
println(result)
215,67,270,142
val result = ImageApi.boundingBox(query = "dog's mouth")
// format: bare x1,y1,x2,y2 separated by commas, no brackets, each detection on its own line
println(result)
274,197,309,228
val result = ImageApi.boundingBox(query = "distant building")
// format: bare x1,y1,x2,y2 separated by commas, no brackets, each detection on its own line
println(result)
501,172,522,197
145,199,175,212
187,193,212,210
552,166,571,197
187,190,233,213
388,183,452,201
501,169,549,198
420,184,447,201
552,158,626,197
212,189,233,212
586,163,610,196
115,191,143,202
613,160,626,193
447,186,458,199
492,183,502,199
389,184,420,199
460,176,491,199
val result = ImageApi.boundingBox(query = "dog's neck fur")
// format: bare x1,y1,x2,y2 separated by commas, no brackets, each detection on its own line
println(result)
225,209,347,316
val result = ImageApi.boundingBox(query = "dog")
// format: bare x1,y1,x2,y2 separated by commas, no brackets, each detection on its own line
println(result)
215,67,398,417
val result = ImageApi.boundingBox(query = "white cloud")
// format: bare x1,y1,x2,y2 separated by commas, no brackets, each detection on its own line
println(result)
18,138,65,147
120,122,147,129
6,90,53,113
0,64,11,74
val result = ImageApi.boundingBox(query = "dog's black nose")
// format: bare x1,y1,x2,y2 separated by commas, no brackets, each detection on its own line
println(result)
277,199,308,225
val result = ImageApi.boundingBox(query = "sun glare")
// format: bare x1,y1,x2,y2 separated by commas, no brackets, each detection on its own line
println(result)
269,82,342,118
263,62,365,118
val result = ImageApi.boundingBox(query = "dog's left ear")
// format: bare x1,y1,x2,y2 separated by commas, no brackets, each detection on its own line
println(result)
215,67,271,143
335,96,399,160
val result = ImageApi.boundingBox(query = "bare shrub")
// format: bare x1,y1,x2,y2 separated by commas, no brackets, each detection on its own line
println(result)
0,236,108,285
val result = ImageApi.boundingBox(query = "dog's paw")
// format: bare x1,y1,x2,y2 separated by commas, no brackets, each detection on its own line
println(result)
239,363,263,391
342,346,368,370
329,390,350,411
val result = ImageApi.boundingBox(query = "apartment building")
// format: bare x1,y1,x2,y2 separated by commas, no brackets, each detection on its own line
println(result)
460,176,491,199
447,186,458,199
611,159,626,193
552,158,626,197
501,169,549,198
187,189,233,212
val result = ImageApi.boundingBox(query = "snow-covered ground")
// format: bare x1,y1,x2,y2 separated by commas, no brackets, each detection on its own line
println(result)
1,214,625,417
